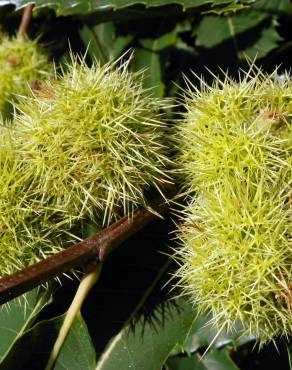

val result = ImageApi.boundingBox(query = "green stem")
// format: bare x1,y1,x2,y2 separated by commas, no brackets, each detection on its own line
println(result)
45,263,102,370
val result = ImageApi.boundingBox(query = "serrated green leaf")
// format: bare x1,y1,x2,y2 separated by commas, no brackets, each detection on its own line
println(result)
195,13,266,48
1,0,251,16
207,1,251,15
0,312,96,370
195,11,281,59
95,299,197,370
0,288,51,366
239,25,282,59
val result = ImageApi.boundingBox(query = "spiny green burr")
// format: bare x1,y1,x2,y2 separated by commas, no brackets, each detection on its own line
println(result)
174,67,292,344
0,34,51,119
13,56,171,225
0,56,171,277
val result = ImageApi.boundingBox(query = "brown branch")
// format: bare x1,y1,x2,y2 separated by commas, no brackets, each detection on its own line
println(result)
18,4,34,35
0,185,176,305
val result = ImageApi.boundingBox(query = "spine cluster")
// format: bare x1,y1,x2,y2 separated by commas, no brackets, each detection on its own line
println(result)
0,34,51,118
13,57,170,223
1,33,290,345
0,41,170,276
174,68,292,343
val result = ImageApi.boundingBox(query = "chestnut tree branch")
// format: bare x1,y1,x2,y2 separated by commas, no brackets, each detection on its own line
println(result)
0,185,175,305
18,4,34,35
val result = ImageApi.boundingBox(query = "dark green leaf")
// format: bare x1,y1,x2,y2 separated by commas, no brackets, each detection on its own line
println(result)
79,24,110,64
95,299,197,370
183,317,254,354
195,13,266,48
239,25,282,59
0,288,50,365
287,344,292,370
166,354,206,370
0,313,96,370
167,349,240,370
201,348,240,370
253,0,292,15
54,313,96,370
207,1,252,15
2,0,251,16
79,23,133,63
133,48,164,97
169,310,253,358
195,11,281,59
140,31,177,51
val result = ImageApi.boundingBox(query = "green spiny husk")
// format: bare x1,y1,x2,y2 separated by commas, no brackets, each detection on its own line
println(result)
13,56,171,225
0,34,51,119
0,122,75,276
174,67,292,344
0,56,171,277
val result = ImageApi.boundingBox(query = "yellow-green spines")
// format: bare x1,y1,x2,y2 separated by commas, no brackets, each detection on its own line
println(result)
13,57,170,225
174,68,292,343
0,34,51,118
0,122,75,277
0,56,170,277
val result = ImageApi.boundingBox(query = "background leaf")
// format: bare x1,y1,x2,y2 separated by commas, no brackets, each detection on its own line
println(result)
140,31,177,51
253,0,292,14
288,344,292,370
94,297,254,370
166,349,240,370
79,23,132,63
239,25,282,59
195,13,266,48
95,299,197,370
194,12,282,60
166,354,207,370
54,313,96,370
0,1,253,15
0,312,96,370
132,48,164,97
200,348,240,370
180,318,253,355
0,288,51,366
